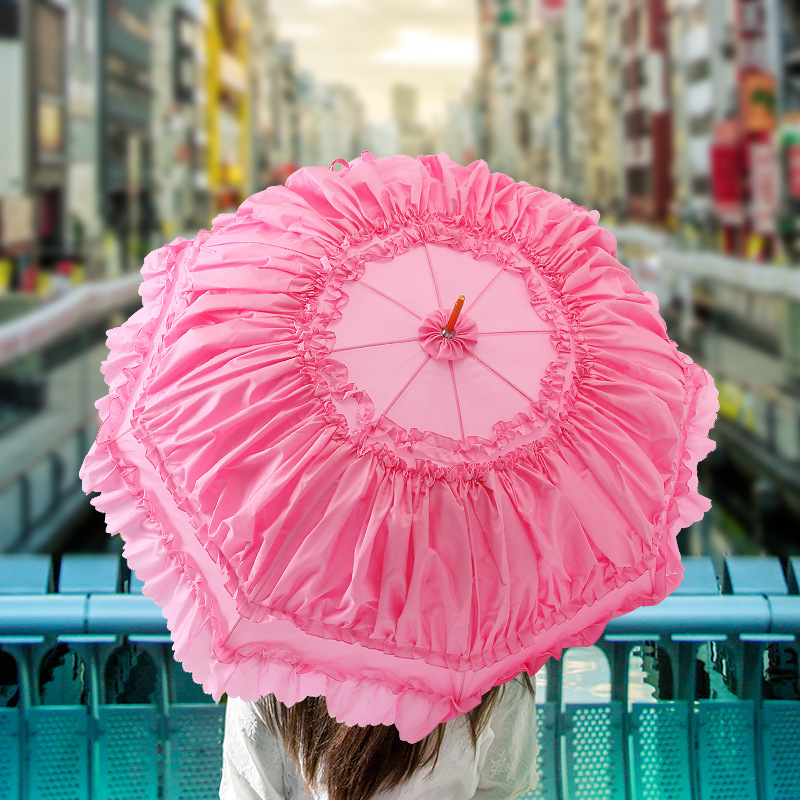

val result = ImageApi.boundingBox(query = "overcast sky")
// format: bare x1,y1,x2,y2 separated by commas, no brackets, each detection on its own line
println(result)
269,0,480,129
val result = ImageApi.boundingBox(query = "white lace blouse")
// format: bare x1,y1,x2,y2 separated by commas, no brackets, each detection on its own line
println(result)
219,675,538,800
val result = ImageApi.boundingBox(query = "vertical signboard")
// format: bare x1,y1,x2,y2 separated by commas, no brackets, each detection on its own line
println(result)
740,70,776,134
33,0,66,162
750,140,779,233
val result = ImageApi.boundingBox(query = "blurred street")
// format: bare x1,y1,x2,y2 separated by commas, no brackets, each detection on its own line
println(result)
0,0,799,758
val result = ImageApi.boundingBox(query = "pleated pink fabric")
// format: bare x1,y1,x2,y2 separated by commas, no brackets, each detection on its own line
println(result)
80,151,719,744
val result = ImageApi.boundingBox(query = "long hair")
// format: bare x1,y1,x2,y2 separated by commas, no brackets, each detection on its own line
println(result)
256,672,536,800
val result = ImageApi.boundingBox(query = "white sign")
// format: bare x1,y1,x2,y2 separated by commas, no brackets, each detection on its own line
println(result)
750,141,780,235
0,195,34,246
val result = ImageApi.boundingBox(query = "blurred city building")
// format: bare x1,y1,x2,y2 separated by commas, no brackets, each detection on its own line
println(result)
0,0,369,292
476,0,526,177
151,0,208,242
205,0,250,214
580,0,624,219
297,73,363,168
0,0,799,566
668,0,736,246
392,84,430,158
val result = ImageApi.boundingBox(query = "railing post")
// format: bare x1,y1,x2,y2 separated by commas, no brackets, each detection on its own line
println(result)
87,646,101,800
4,643,35,800
18,475,31,553
50,451,64,519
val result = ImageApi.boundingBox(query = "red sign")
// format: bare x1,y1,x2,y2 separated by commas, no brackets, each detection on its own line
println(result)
788,145,800,200
539,0,565,17
711,141,744,220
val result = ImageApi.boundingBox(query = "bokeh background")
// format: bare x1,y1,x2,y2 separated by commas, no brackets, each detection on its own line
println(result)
0,0,799,707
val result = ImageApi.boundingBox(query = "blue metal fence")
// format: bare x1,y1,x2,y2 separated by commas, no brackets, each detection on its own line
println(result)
0,552,798,800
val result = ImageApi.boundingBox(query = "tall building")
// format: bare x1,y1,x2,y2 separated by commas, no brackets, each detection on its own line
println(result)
392,84,417,129
28,0,69,271
391,84,429,157
64,0,103,271
0,0,54,287
668,0,737,240
563,0,587,204
244,0,280,194
619,0,673,223
265,40,301,184
435,94,478,167
482,0,527,176
520,3,568,193
295,74,365,167
152,0,210,239
205,0,250,213
100,0,158,270
709,0,781,258
580,0,624,216
770,0,800,256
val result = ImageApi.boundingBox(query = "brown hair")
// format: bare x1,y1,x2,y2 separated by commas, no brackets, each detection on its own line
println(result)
255,672,536,800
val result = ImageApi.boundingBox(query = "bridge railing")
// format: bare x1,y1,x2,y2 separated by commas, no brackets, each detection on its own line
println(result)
0,552,798,800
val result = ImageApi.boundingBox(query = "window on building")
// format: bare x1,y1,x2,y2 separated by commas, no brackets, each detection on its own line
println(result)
638,55,647,87
687,59,711,82
691,174,711,196
626,108,650,139
110,0,150,42
0,0,20,38
626,165,651,197
516,109,530,150
34,1,64,95
689,110,714,136
688,4,706,29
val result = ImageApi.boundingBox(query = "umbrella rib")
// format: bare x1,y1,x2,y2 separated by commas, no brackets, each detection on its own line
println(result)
331,337,420,353
207,240,318,259
467,353,537,403
449,362,466,440
479,329,556,335
357,281,424,320
422,241,442,307
462,267,505,315
379,355,431,417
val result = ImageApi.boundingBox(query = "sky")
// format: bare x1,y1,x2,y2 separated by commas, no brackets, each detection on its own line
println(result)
268,0,480,129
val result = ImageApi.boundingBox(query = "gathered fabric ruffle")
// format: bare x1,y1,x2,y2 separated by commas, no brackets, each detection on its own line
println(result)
79,151,719,743
417,309,478,360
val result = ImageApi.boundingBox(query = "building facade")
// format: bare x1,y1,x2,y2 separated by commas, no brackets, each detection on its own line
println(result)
620,0,673,224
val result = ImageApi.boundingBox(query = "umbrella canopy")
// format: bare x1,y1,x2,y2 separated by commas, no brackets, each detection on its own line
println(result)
80,151,719,744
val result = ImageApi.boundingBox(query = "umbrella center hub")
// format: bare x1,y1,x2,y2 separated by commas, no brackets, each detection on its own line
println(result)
418,309,479,360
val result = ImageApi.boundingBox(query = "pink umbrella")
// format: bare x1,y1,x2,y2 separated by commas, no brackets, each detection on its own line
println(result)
80,151,719,743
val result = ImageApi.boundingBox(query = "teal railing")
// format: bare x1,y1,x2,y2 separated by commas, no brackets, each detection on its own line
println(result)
0,552,798,800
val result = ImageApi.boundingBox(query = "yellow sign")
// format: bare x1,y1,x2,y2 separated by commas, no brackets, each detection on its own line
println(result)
746,234,763,260
36,271,52,297
717,380,755,432
0,258,12,293
71,264,86,286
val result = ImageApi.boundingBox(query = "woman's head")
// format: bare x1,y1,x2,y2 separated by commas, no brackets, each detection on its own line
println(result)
255,672,535,800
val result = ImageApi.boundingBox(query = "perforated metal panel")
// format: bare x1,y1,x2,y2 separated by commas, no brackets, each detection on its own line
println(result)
167,704,225,799
761,701,800,800
629,702,692,800
0,709,20,800
694,701,757,800
563,703,627,800
28,706,89,800
519,701,557,800
97,705,160,800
